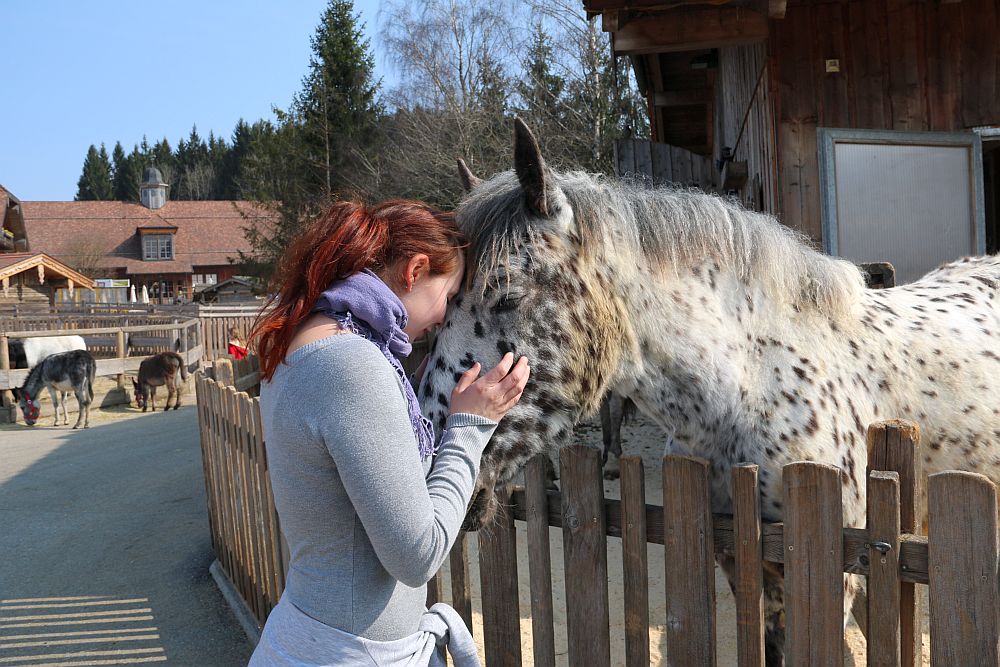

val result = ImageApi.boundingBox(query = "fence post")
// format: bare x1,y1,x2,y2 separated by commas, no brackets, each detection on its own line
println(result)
561,445,611,667
449,533,474,638
867,470,902,667
784,462,844,666
0,334,14,418
867,419,922,667
214,358,235,387
733,463,764,667
620,455,649,667
928,471,1000,665
525,455,555,667
478,485,521,667
663,455,717,667
116,329,126,390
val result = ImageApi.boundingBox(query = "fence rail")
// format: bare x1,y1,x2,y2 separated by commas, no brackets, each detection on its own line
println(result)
0,319,203,396
195,365,1000,665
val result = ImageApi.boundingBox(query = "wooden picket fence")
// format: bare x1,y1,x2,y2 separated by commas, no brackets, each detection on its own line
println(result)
195,364,286,627
195,364,1000,665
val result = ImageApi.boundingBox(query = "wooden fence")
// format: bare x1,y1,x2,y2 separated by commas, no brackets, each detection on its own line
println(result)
0,319,203,408
196,366,1000,666
0,306,260,364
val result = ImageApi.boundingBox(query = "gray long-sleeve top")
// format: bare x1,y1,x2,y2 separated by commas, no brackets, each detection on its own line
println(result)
259,333,496,641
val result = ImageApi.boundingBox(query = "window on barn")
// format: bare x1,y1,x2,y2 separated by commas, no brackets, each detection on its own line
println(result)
142,234,174,261
193,273,218,285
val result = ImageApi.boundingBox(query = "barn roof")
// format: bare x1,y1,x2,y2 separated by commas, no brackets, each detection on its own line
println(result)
20,200,274,274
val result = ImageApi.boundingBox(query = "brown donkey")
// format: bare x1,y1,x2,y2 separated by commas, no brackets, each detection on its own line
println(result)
132,352,187,412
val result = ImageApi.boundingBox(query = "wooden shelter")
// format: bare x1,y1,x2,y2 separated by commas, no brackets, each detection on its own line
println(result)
192,276,263,304
589,0,1000,282
0,252,95,307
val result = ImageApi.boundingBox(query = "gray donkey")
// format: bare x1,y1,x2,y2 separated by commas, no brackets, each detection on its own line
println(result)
18,349,96,428
421,119,1000,665
132,352,187,412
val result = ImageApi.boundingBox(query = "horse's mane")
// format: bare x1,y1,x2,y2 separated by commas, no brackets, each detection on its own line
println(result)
457,170,865,318
21,361,45,392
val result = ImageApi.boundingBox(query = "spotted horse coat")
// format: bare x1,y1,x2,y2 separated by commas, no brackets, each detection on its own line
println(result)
418,119,1000,665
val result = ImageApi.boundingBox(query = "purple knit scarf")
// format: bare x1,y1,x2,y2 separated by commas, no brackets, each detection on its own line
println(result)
313,269,437,460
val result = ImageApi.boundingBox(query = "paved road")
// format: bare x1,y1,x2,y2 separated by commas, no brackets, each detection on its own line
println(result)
0,405,254,666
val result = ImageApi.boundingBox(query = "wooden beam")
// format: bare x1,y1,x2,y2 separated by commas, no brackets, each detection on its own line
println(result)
589,0,741,11
601,11,625,32
652,89,712,106
612,7,769,55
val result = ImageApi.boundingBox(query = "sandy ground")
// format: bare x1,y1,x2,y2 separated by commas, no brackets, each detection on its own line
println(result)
437,413,932,666
0,376,196,431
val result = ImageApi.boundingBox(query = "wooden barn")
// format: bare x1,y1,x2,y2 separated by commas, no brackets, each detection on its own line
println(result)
0,252,95,308
588,0,1000,283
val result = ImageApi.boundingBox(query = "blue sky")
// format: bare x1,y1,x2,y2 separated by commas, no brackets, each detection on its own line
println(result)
0,0,394,201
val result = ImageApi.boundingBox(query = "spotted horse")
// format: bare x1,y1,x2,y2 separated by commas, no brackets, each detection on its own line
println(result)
420,118,1000,665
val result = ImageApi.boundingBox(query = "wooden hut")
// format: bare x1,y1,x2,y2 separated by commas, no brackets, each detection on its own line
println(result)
192,276,263,304
588,0,1000,283
0,253,95,309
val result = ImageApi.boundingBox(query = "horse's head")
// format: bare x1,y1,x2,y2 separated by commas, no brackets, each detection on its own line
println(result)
419,121,634,530
131,378,148,410
18,391,40,426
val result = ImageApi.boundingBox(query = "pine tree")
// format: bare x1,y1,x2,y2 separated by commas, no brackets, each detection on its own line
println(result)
75,144,114,200
207,131,229,199
220,119,254,199
111,142,129,200
150,138,175,188
291,0,383,197
516,22,566,150
240,0,384,278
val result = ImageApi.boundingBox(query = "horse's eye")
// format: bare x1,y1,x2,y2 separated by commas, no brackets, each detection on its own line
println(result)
494,296,522,313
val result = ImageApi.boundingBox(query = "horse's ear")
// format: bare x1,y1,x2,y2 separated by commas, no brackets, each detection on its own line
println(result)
513,117,551,217
457,159,482,192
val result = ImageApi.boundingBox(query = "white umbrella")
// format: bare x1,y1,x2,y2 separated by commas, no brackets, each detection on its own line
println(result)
129,285,137,303
140,284,149,304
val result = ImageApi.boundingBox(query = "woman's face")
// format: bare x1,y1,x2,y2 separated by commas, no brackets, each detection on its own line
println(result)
396,254,464,341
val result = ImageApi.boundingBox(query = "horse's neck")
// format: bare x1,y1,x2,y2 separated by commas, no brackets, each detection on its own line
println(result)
23,371,46,398
617,261,813,442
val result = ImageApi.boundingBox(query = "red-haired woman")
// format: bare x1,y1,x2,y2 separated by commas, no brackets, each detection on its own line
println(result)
247,201,529,667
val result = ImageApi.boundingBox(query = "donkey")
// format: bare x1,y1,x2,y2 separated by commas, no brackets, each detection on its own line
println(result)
18,349,96,428
419,119,1000,664
132,352,187,412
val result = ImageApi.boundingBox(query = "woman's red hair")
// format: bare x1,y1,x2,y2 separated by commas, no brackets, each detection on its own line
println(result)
250,200,463,381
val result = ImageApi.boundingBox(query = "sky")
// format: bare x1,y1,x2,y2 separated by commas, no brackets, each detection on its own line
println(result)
0,0,396,201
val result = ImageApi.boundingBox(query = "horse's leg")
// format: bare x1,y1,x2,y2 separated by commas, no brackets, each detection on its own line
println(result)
173,376,182,410
600,394,624,480
62,391,70,425
150,386,157,412
77,377,92,429
761,561,786,666
715,555,785,665
48,387,59,426
71,386,85,429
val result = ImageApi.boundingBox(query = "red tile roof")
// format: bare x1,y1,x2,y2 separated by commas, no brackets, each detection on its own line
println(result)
0,251,34,271
20,200,274,275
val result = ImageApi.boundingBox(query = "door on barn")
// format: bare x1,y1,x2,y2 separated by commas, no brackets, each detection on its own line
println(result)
981,133,1000,255
818,128,986,284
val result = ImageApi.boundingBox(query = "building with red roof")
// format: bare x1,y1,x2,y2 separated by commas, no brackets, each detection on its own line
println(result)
1,169,274,304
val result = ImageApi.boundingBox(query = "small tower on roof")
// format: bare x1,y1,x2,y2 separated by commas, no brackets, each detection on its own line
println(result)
140,167,169,210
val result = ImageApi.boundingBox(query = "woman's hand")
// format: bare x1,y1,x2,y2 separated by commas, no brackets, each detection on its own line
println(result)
449,352,530,422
